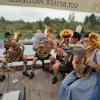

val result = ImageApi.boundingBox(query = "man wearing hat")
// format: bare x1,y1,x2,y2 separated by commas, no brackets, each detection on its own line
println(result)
4,32,13,51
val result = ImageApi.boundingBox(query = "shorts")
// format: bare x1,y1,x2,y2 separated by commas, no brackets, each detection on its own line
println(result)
59,62,74,74
35,53,51,60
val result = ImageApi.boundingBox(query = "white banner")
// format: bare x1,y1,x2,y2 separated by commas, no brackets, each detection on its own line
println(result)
0,0,100,13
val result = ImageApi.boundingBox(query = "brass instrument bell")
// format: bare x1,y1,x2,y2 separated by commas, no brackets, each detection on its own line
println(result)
60,29,73,39
14,32,22,42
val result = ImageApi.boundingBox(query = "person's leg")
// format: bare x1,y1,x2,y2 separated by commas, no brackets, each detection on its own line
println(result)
52,61,61,84
32,57,38,69
41,54,52,71
49,56,56,74
22,56,35,79
26,57,38,79
59,64,66,79
0,59,7,81
59,62,74,80
22,56,29,77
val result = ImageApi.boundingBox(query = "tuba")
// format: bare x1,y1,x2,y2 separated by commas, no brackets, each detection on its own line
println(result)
14,32,22,42
5,32,24,62
36,28,55,60
89,32,100,49
36,39,53,60
60,29,73,46
75,32,100,78
60,29,73,39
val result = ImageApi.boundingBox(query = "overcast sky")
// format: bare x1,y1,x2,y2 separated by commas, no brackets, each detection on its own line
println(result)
0,5,99,22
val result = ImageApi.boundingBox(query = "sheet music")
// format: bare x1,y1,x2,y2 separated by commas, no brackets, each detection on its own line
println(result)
2,90,20,100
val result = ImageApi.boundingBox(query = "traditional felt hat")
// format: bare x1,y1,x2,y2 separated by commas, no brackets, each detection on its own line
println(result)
4,32,13,38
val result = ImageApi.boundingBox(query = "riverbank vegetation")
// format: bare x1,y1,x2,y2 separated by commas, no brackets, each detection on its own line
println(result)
0,13,100,40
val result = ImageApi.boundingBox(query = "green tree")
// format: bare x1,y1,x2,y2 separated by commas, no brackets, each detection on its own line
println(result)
44,17,52,26
0,16,5,23
60,18,67,29
68,13,75,22
38,20,45,31
89,14,96,28
84,16,89,24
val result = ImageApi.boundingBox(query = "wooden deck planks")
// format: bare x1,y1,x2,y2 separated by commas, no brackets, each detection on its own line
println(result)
0,69,61,100
34,69,58,100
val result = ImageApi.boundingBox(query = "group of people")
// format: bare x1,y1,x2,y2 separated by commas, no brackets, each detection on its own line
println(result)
32,28,100,100
0,27,100,100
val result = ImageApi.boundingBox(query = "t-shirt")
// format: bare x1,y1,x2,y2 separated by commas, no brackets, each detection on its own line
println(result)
33,32,46,49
